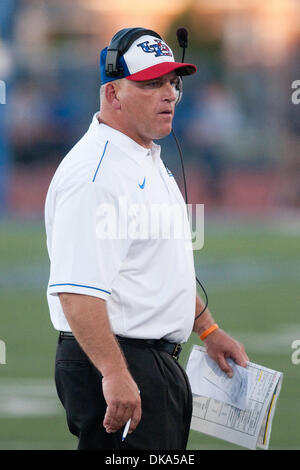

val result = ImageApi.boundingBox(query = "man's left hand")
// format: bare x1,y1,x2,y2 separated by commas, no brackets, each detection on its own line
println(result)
203,328,249,378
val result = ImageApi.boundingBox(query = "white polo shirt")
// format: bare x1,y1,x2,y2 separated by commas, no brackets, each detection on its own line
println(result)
45,113,196,343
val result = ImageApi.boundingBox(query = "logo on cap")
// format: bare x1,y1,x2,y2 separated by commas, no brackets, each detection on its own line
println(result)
137,39,172,57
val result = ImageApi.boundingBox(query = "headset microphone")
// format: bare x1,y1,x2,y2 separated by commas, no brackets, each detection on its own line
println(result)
176,27,188,62
173,27,209,321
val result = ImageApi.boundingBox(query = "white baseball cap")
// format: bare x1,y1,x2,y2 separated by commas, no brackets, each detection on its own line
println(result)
100,30,197,84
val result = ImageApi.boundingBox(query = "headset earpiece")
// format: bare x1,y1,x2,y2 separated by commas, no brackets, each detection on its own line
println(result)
175,77,183,105
105,27,162,77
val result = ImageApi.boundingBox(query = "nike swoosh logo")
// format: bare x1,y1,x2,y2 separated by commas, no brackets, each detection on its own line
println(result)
138,177,146,189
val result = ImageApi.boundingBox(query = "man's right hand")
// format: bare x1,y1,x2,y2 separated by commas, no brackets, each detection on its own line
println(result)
102,368,141,434
58,293,142,434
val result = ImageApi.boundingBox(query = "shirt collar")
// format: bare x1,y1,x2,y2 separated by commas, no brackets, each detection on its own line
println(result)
89,113,161,166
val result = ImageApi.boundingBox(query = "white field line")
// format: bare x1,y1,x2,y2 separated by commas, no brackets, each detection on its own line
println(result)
223,323,300,354
1,259,300,290
0,379,62,418
0,440,74,450
195,259,300,288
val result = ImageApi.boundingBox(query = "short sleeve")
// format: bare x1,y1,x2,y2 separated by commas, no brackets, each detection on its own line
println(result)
47,181,132,300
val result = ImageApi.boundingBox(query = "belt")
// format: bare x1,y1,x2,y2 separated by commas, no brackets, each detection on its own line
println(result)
116,336,182,360
59,331,182,360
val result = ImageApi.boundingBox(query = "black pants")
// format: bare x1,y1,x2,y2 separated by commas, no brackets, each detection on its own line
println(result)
55,335,193,450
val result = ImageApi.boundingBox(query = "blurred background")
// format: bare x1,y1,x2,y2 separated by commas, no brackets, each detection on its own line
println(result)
0,0,299,450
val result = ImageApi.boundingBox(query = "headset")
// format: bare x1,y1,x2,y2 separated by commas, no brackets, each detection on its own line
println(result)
105,27,161,76
105,27,183,105
105,27,208,320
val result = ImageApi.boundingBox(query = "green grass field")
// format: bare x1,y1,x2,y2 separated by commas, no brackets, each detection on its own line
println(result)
0,217,299,450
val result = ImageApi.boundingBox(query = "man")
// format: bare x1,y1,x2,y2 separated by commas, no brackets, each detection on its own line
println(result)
45,28,248,450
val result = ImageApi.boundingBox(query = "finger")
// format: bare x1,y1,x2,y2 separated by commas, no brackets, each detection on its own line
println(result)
103,402,119,432
115,405,132,432
230,346,249,368
241,346,250,365
107,400,137,433
128,401,142,434
216,354,234,378
236,356,249,368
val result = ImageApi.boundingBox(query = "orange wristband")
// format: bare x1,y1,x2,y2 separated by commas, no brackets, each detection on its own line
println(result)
199,323,219,341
